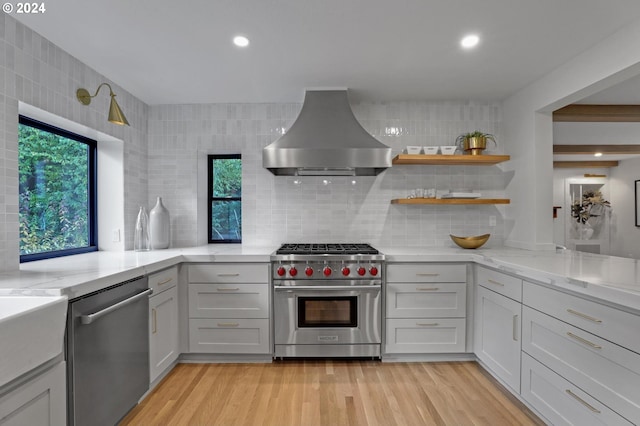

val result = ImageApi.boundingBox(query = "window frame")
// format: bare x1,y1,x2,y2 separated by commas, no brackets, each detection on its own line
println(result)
18,115,98,262
207,154,242,244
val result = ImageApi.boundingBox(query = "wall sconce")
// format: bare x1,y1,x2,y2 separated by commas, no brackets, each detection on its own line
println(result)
76,83,129,126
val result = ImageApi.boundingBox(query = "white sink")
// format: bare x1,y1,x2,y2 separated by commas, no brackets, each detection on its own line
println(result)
0,296,67,388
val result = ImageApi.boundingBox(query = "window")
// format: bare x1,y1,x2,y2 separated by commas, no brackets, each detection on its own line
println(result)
208,154,242,243
18,116,97,261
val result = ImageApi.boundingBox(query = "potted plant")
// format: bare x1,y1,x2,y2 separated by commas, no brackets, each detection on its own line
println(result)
456,131,496,155
570,190,611,239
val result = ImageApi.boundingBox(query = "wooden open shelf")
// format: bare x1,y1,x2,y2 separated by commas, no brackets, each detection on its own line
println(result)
391,198,510,205
392,154,510,165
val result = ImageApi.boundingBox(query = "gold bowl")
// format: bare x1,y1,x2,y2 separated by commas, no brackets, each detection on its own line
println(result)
450,234,490,249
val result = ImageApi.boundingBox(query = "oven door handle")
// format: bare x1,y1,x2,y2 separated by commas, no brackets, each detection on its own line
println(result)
274,285,380,292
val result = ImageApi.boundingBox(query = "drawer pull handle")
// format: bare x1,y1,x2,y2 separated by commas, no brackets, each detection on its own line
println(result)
157,277,173,285
217,287,240,292
152,308,157,334
217,322,240,327
487,279,504,287
416,287,439,291
416,323,439,327
565,389,601,414
217,273,240,277
566,309,602,323
416,273,440,277
513,315,519,341
566,332,602,349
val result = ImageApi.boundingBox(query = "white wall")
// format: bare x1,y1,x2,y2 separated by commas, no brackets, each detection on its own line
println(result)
0,14,149,271
503,17,640,251
148,101,507,248
609,157,640,258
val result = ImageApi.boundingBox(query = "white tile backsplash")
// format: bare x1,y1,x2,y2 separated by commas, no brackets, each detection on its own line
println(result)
148,101,505,248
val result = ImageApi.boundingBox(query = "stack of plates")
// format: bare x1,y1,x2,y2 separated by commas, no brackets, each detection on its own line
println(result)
441,192,481,199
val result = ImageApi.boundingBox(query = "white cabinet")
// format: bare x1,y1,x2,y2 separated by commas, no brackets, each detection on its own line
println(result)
187,263,270,355
522,282,640,425
522,353,632,426
385,264,467,354
148,267,179,383
0,361,66,426
474,281,522,392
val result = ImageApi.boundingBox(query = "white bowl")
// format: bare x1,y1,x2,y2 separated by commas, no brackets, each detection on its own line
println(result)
406,146,421,155
422,146,439,155
440,145,457,155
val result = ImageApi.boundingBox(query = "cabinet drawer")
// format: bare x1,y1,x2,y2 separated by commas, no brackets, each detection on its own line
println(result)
521,353,633,426
523,281,640,353
189,283,269,318
476,266,522,302
385,318,466,353
386,264,466,283
522,306,640,424
149,266,178,294
386,282,466,318
188,318,270,354
188,263,269,284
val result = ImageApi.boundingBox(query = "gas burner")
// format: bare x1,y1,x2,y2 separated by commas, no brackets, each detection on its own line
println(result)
275,243,379,255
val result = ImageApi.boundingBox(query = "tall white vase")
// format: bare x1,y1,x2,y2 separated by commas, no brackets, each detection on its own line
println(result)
149,197,170,249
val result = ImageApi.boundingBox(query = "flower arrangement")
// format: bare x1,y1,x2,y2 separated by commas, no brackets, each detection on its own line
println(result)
571,190,611,224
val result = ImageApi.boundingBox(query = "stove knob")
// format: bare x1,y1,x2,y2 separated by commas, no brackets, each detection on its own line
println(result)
357,267,366,276
289,267,298,277
305,267,314,277
277,266,286,277
323,266,332,277
369,266,379,276
341,267,351,276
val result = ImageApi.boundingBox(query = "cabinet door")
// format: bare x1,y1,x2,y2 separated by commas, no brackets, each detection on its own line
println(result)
149,286,179,383
189,318,270,354
521,353,633,426
387,282,466,318
189,284,269,319
474,285,522,392
0,361,66,426
385,318,466,353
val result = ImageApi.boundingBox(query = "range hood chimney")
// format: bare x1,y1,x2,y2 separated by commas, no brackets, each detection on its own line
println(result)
263,90,392,176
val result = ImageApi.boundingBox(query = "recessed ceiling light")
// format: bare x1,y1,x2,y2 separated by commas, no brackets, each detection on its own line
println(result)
594,152,603,157
233,35,250,47
460,34,480,49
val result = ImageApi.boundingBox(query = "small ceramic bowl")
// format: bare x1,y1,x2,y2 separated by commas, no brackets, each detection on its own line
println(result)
422,146,439,155
406,146,421,155
450,234,490,249
440,146,457,155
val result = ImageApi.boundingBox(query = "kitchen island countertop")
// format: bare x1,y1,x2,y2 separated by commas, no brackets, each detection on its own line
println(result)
1,245,639,313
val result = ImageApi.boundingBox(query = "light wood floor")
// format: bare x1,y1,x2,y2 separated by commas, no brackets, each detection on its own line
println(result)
121,361,544,426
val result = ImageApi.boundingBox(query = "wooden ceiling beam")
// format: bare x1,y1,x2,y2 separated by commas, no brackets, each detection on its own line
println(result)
553,145,640,155
553,104,640,122
553,161,619,168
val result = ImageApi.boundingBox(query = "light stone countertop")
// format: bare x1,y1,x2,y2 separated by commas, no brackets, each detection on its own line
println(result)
0,244,639,313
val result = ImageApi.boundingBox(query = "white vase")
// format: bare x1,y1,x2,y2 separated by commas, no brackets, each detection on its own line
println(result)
149,197,170,249
134,206,150,251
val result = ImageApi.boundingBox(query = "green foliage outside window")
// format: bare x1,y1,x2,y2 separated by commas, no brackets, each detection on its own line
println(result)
18,118,95,258
209,155,242,242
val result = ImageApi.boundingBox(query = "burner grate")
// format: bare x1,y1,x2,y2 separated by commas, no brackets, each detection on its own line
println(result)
276,243,379,255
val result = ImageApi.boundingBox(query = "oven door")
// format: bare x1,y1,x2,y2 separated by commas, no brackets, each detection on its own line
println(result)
273,284,381,347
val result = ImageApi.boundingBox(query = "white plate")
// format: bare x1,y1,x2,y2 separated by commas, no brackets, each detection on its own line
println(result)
441,192,481,199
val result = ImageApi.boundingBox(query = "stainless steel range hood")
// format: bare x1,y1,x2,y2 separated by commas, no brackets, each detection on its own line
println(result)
263,90,392,176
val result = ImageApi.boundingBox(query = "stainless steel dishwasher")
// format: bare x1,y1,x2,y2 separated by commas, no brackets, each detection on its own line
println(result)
66,275,151,426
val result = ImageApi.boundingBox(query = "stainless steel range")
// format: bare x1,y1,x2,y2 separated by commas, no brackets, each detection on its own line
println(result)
272,243,384,358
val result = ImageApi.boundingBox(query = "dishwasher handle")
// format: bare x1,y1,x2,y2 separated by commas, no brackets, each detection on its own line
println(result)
80,288,153,325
